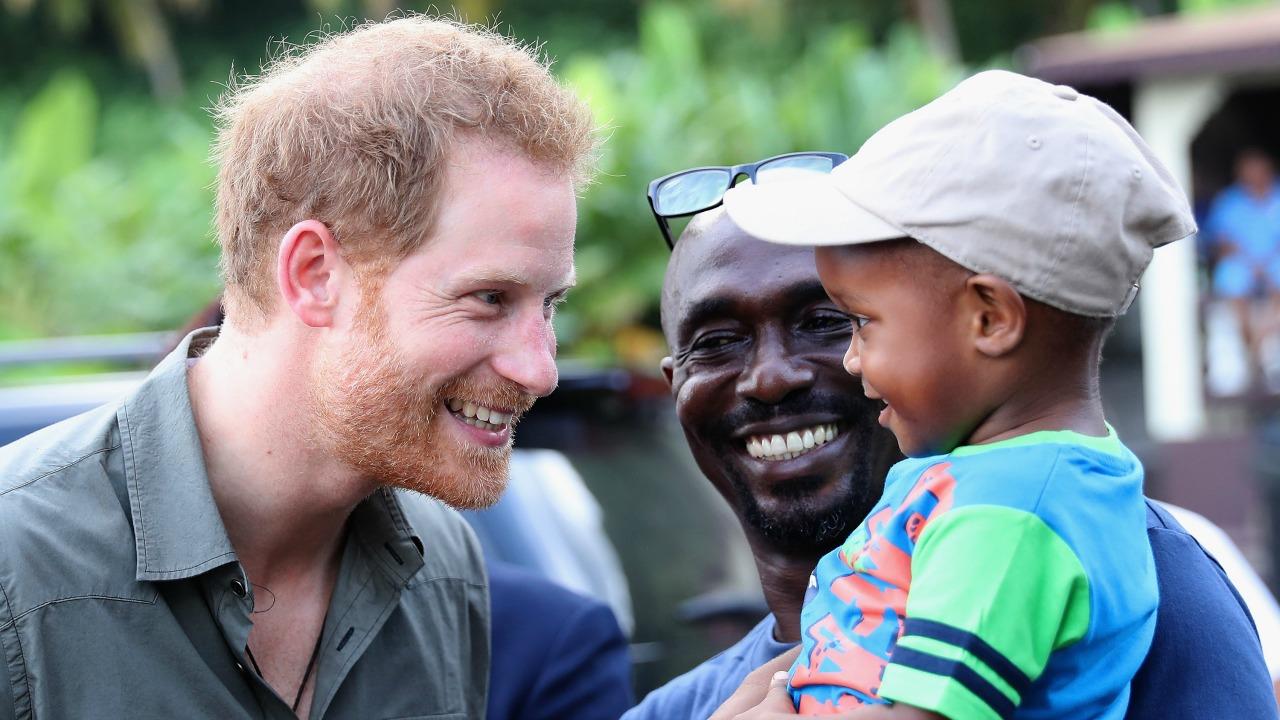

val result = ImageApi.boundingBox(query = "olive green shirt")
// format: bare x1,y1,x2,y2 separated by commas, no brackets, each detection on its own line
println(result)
0,329,490,719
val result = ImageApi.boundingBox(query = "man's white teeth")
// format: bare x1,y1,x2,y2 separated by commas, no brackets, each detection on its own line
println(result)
447,399,512,430
746,424,839,461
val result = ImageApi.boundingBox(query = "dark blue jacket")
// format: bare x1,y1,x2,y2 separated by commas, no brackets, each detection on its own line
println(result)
487,561,634,720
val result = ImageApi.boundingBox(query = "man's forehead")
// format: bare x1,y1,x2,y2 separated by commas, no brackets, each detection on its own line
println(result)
665,237,824,335
668,227,817,300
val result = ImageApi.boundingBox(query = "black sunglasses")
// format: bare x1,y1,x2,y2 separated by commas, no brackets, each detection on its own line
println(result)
646,151,849,249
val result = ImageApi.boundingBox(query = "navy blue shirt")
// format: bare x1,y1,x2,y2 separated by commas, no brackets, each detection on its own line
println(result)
1127,501,1277,720
487,561,633,720
625,499,1277,720
623,614,789,720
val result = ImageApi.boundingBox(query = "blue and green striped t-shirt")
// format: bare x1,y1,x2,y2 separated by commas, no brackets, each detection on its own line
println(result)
789,428,1158,719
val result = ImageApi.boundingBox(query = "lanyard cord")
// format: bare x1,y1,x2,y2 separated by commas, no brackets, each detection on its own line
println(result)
245,629,325,714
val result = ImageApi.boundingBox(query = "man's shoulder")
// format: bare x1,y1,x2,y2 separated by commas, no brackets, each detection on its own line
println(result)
0,401,120,498
0,403,145,620
1128,498,1279,719
624,615,792,720
392,490,487,585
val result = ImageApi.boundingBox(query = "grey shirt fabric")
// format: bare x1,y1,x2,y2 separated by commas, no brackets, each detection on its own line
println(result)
0,329,490,720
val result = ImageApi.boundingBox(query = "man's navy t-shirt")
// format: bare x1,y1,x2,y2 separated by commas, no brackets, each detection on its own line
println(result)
622,614,789,720
624,500,1278,720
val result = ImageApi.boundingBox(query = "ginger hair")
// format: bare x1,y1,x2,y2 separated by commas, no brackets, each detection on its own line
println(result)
212,14,597,322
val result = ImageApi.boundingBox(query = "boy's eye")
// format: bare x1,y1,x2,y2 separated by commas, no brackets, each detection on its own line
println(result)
852,315,870,331
804,311,853,333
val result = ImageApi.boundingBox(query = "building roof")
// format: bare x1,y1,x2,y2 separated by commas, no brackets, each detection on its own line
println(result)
1020,5,1280,85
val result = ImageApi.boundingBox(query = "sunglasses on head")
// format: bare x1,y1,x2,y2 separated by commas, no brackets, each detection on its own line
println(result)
646,151,849,249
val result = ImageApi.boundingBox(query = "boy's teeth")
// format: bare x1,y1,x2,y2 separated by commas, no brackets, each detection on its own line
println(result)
447,399,512,430
746,424,840,462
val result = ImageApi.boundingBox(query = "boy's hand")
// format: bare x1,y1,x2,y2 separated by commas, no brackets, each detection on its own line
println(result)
708,643,945,720
709,646,801,720
722,671,798,720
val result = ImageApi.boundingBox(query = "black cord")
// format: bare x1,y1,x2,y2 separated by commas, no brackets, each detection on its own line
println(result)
292,631,325,713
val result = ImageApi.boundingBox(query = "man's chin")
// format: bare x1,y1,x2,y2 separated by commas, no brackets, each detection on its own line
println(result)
727,470,865,554
379,445,512,510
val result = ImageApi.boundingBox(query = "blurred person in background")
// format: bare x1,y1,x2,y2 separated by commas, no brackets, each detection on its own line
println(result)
487,560,633,720
628,186,1277,719
1204,148,1280,392
0,14,596,720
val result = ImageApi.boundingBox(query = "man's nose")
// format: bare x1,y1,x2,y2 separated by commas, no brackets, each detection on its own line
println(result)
736,330,816,404
491,313,559,398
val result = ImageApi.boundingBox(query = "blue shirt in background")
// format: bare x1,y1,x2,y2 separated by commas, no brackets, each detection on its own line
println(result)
1205,183,1280,262
1205,183,1280,297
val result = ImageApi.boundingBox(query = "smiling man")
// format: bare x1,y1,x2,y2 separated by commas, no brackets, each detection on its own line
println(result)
0,16,594,720
621,207,900,720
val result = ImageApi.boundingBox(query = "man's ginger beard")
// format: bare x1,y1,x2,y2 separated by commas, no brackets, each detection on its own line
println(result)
307,287,535,509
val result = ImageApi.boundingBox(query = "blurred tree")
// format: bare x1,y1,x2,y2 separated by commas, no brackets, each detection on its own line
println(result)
3,0,1265,352
907,0,959,64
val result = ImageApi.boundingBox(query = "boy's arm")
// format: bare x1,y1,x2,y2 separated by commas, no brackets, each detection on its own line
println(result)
727,672,945,720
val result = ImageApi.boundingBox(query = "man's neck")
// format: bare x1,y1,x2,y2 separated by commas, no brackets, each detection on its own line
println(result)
745,535,826,644
186,327,372,586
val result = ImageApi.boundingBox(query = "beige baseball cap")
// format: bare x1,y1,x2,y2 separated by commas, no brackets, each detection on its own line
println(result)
722,70,1197,317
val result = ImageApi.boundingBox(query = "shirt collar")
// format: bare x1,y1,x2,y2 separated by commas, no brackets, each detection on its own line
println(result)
350,487,427,586
119,327,427,586
119,327,237,582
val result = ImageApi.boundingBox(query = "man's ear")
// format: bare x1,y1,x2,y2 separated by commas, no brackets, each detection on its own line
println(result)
965,274,1026,358
660,356,674,388
276,219,347,328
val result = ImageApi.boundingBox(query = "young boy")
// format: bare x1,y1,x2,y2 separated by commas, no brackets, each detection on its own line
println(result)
720,70,1197,719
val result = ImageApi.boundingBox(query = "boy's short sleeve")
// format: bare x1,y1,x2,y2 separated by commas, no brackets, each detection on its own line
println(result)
878,505,1091,720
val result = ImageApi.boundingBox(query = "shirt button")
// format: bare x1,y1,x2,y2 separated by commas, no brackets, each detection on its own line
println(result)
230,578,247,598
235,662,245,672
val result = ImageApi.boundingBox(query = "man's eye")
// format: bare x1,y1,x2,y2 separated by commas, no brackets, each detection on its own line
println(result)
474,290,502,306
687,332,733,352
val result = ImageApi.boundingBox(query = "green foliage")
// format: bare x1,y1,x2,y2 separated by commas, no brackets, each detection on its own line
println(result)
1181,0,1271,15
1087,2,1143,30
0,1,959,363
558,2,960,363
0,71,220,340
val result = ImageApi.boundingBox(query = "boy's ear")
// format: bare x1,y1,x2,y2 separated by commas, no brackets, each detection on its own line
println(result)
965,274,1026,358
